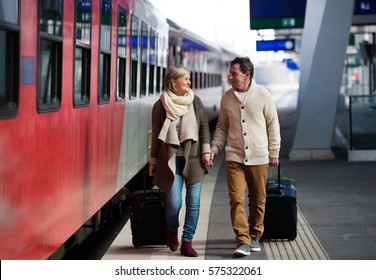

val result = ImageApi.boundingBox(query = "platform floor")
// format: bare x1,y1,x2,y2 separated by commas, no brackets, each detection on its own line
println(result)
103,149,328,260
102,148,376,260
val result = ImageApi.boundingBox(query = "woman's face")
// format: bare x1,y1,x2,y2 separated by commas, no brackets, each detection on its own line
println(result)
172,74,191,96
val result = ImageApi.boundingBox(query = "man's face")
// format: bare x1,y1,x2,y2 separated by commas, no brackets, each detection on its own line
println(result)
228,63,250,92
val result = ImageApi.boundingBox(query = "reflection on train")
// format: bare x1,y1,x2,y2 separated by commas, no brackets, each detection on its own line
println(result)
0,0,237,259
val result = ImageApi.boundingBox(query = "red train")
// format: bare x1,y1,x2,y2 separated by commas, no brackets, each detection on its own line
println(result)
0,0,236,259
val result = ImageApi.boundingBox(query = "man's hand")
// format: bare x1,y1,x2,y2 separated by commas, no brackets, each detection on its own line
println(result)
269,157,279,166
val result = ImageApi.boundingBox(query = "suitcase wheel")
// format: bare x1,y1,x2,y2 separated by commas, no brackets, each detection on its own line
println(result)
289,231,297,241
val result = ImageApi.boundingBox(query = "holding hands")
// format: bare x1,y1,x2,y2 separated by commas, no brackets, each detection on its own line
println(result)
202,151,216,168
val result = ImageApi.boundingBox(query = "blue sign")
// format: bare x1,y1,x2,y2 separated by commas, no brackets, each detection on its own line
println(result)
354,0,376,14
22,57,34,84
283,58,299,70
250,0,376,29
250,0,306,18
256,39,295,51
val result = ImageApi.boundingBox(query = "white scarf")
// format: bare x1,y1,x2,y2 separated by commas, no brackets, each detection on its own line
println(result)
160,90,194,120
158,90,197,145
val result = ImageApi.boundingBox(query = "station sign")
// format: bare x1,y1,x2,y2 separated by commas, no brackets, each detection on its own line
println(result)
256,39,295,52
250,0,376,30
250,0,306,30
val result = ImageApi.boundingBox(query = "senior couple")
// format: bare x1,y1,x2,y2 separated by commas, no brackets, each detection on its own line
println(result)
148,57,281,258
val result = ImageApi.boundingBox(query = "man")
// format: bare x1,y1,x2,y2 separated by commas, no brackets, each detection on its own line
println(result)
210,57,280,257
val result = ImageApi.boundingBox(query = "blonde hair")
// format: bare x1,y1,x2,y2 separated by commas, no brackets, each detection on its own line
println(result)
164,65,190,92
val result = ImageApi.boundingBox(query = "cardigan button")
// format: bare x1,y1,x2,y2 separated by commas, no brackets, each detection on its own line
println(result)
243,132,247,136
242,119,245,123
241,106,244,109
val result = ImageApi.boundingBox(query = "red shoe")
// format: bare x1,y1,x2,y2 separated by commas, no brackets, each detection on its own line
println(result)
180,241,198,257
167,231,179,252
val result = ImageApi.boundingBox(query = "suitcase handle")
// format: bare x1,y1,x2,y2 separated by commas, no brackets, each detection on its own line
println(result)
141,200,166,208
274,162,281,187
143,170,163,197
266,162,283,195
268,162,281,185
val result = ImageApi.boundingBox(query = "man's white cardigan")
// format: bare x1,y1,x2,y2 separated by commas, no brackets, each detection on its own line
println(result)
211,80,281,165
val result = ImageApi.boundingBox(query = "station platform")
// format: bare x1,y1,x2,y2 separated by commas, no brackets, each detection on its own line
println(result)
102,147,376,260
102,83,376,260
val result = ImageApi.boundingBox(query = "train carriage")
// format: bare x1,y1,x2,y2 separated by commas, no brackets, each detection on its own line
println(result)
0,0,236,260
167,19,224,123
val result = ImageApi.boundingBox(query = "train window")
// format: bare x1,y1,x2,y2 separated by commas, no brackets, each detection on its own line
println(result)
130,15,139,99
149,28,156,96
156,67,161,94
74,0,92,107
99,0,112,104
99,53,111,104
190,70,194,89
0,0,19,119
76,0,91,45
162,67,167,89
140,22,148,97
40,0,63,37
155,33,161,95
100,0,111,52
38,0,63,113
190,71,193,89
161,37,167,90
117,6,127,101
0,1,18,24
74,47,91,106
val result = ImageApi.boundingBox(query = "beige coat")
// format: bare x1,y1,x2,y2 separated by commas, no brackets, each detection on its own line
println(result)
211,80,281,165
150,96,211,195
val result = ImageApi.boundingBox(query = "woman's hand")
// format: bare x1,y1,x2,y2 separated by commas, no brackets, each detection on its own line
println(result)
148,163,156,176
202,153,213,168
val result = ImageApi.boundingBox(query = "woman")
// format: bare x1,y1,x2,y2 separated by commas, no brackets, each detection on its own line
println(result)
148,65,211,257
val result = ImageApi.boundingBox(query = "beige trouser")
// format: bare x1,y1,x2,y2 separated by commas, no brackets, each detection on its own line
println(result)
225,161,268,245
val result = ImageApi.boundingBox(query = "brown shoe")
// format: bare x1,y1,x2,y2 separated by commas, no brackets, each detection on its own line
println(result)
180,241,198,257
167,231,179,252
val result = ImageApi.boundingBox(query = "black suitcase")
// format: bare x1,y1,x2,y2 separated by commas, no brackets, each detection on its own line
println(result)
129,186,168,247
261,163,297,240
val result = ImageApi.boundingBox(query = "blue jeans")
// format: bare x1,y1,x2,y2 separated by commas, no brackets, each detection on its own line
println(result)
166,156,202,242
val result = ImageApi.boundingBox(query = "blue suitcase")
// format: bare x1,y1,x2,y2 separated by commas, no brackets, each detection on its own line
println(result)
261,163,297,240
